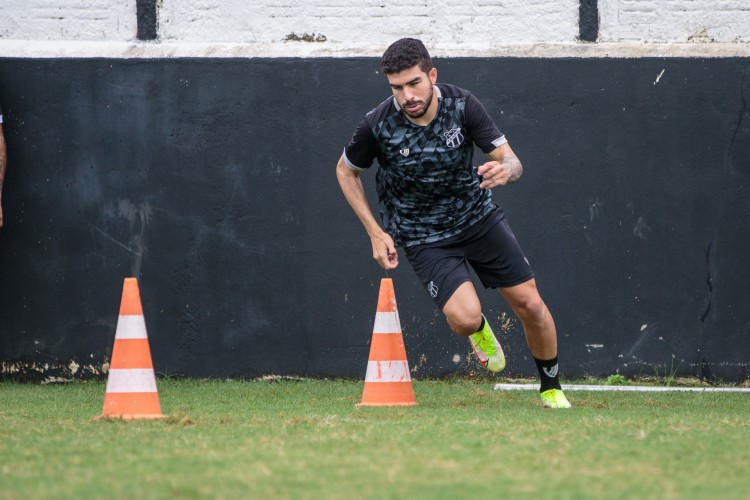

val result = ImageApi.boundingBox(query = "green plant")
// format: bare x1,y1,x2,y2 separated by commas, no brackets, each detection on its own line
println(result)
653,355,683,386
606,374,628,385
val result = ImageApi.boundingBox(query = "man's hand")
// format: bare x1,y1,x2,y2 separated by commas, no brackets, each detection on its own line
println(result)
477,143,523,189
370,230,399,270
477,160,514,189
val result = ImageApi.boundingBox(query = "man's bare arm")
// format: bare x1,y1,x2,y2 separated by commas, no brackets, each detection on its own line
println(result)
335,155,398,269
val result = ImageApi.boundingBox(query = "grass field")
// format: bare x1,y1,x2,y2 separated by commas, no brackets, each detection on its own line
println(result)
1,378,749,499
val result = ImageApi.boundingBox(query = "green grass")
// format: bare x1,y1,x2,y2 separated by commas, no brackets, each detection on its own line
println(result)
1,378,749,499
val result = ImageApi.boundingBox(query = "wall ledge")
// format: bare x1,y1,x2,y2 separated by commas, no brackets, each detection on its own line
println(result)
1,40,750,59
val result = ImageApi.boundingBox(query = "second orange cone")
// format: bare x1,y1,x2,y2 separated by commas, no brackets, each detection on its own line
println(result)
101,278,164,420
356,278,417,407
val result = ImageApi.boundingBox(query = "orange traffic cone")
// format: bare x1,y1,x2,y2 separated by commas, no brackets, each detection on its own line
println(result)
356,278,417,407
101,278,164,419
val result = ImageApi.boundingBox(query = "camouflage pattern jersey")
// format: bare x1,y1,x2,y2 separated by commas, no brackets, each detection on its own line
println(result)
343,83,508,247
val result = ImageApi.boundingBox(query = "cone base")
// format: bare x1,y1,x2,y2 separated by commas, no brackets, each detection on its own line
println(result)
357,381,417,406
102,391,162,419
355,402,418,407
97,414,165,420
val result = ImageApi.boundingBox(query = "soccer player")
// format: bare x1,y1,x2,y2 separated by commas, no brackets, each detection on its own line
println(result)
336,38,571,408
0,102,6,229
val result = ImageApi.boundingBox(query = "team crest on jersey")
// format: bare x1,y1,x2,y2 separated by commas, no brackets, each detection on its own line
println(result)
400,148,410,157
443,128,464,148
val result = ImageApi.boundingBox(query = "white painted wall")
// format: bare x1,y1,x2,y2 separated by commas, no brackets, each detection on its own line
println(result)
1,0,749,56
159,0,579,48
599,0,750,43
0,0,136,41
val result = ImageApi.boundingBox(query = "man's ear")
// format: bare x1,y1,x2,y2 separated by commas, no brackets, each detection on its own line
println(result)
429,67,438,85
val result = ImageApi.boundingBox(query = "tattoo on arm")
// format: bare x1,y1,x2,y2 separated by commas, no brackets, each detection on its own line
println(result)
502,154,522,182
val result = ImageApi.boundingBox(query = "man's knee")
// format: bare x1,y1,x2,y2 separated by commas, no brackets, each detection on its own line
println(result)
513,295,548,323
441,281,483,336
445,307,482,336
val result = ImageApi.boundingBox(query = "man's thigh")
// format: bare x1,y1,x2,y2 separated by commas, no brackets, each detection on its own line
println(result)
404,243,472,310
466,215,534,289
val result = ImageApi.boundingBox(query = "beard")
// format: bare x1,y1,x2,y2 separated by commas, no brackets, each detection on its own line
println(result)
401,86,434,119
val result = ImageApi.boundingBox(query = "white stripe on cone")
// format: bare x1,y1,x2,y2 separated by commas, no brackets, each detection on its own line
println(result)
105,368,158,393
364,360,412,382
114,315,148,339
373,312,401,334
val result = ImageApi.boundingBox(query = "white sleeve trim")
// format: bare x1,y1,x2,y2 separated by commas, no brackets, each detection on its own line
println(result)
492,135,508,148
342,149,366,171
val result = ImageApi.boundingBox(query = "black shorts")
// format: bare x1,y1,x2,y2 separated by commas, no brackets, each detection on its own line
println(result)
403,208,534,310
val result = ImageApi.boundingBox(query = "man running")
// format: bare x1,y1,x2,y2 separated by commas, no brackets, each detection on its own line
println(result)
336,38,571,408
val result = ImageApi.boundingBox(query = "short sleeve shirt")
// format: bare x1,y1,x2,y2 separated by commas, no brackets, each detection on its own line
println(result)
343,83,506,247
0,103,3,124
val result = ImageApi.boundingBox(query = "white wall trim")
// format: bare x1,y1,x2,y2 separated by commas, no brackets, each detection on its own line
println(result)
2,40,750,59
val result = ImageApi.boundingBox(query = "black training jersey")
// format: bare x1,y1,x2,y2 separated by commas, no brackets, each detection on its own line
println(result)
343,83,507,247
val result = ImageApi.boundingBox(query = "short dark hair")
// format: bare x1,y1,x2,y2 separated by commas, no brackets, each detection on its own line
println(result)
381,38,433,75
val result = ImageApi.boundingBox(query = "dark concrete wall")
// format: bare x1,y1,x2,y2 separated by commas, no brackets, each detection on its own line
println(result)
0,57,748,382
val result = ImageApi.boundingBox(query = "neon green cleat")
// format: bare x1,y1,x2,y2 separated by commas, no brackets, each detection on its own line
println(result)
540,389,572,409
468,316,505,373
